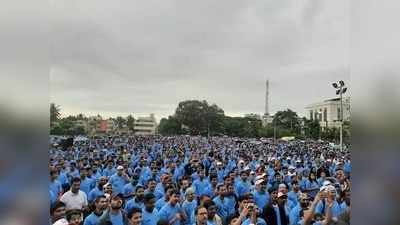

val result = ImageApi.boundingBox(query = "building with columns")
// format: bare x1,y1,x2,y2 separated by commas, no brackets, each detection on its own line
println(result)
305,97,350,129
134,114,157,135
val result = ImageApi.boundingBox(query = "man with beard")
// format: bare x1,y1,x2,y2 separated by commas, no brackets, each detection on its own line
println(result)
194,206,208,225
123,174,140,200
212,184,231,224
155,174,171,200
60,177,88,211
289,193,310,225
235,170,251,198
142,193,158,225
182,188,198,225
84,195,108,225
252,177,270,212
99,193,129,225
125,185,145,212
145,178,157,195
88,176,108,203
80,166,95,196
262,188,289,225
192,168,212,197
109,166,130,195
287,180,302,207
158,189,186,225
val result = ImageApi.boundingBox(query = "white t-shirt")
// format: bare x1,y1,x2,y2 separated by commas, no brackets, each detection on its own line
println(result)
60,190,88,210
53,218,69,225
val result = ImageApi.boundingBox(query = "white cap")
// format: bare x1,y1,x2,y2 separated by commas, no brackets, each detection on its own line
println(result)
278,183,287,189
277,192,287,198
323,180,332,186
289,166,296,170
244,166,250,171
217,161,223,165
255,179,264,185
117,165,124,170
239,160,245,164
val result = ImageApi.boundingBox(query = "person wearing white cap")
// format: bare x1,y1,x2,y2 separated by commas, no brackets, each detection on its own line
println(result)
109,165,130,195
252,178,270,211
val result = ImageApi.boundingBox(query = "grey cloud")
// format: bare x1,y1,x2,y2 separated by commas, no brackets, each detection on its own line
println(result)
50,0,349,120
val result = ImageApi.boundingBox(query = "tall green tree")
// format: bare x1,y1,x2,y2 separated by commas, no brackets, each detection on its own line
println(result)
272,109,301,133
115,116,126,129
304,118,320,139
158,116,182,135
50,103,61,126
126,115,135,131
175,100,225,135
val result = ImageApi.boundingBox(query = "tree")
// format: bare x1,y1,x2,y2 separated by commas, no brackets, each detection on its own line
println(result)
272,109,301,133
126,115,135,131
158,116,182,135
175,100,225,135
304,118,320,139
50,103,61,126
115,116,126,129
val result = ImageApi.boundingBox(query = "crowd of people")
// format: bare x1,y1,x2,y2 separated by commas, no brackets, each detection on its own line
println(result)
49,135,351,225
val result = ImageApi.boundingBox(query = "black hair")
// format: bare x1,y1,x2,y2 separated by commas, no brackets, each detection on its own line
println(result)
71,177,81,183
94,195,107,203
50,201,65,215
144,193,156,203
202,199,216,209
157,219,169,225
65,209,82,222
127,207,142,219
194,205,207,215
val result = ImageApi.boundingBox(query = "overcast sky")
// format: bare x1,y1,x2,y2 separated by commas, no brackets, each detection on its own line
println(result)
50,0,349,121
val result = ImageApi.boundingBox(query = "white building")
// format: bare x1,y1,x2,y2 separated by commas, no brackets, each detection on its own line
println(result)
134,114,157,135
305,97,350,129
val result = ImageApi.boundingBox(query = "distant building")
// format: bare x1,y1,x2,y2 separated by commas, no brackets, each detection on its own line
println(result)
305,97,350,129
134,114,157,135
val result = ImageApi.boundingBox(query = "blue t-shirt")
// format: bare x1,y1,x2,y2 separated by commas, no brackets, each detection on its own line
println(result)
83,212,102,225
109,211,124,225
242,218,267,225
289,205,301,225
109,174,128,195
123,183,136,199
154,183,165,200
213,196,230,221
80,177,95,196
88,186,104,203
158,203,182,225
125,198,145,212
235,180,251,197
192,178,212,197
253,191,270,211
103,167,117,177
315,200,341,218
49,180,62,196
182,200,198,225
142,208,159,225
156,197,168,211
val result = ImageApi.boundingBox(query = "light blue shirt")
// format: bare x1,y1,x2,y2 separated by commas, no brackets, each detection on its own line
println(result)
109,174,128,194
88,186,104,203
142,208,159,225
125,198,144,212
109,211,124,225
242,218,267,225
158,203,182,225
83,212,102,225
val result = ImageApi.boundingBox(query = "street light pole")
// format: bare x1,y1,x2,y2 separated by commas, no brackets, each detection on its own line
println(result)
332,80,347,152
340,86,343,152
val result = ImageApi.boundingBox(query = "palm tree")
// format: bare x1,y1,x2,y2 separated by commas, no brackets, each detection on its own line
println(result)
50,103,61,127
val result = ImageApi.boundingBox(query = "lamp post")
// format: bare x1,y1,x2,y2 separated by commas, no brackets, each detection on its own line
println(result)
332,81,347,152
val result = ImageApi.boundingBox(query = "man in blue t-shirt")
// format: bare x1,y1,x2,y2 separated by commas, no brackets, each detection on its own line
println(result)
125,185,145,212
84,195,107,225
109,166,130,195
158,189,187,225
142,193,159,225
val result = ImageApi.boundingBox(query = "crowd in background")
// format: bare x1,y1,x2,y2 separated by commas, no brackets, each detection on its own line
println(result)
49,135,351,225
